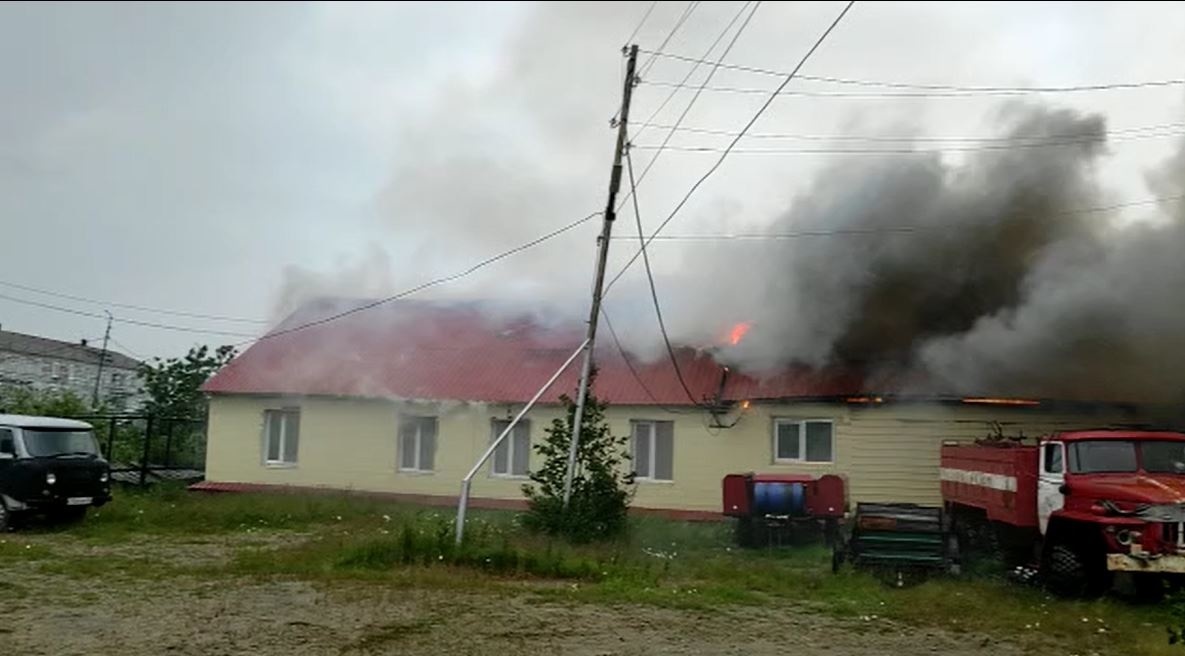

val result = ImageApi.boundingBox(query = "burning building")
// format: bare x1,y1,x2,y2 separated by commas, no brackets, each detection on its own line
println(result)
195,298,1161,516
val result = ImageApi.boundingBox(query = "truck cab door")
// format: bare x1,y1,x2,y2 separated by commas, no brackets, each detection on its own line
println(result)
1037,440,1066,535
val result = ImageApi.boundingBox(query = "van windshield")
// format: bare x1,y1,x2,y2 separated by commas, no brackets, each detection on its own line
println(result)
22,429,100,457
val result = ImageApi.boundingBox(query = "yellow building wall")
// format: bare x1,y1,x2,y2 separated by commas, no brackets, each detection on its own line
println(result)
205,395,1139,512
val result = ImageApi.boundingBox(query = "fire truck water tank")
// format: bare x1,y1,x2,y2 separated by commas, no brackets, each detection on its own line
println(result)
753,481,806,516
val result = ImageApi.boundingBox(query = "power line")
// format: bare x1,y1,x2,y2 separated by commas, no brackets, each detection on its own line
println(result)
624,147,706,408
235,211,602,347
614,1,701,125
637,120,1185,144
628,129,1185,155
638,48,1185,94
605,0,858,294
630,1,755,144
604,193,1185,242
0,292,259,338
108,336,148,362
0,279,268,324
637,78,1185,99
623,0,660,47
599,308,690,414
639,2,700,77
628,1,761,191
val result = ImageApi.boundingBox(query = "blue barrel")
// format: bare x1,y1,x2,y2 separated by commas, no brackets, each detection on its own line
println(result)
753,482,806,516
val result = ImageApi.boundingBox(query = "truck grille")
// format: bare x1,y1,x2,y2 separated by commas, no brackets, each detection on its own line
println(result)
1164,522,1185,551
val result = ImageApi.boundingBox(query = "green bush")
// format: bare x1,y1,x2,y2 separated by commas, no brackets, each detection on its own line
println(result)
0,384,90,416
521,386,634,543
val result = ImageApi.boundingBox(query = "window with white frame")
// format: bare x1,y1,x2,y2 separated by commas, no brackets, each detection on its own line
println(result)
773,419,834,463
263,408,300,465
632,420,673,481
490,418,530,477
398,415,437,472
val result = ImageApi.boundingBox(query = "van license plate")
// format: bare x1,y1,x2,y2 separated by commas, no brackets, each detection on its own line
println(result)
66,497,92,506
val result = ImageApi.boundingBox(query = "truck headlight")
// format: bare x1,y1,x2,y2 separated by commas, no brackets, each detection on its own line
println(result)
99,471,109,483
46,472,56,485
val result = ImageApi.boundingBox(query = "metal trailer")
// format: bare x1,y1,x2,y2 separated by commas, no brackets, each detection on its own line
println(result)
722,473,846,547
832,502,958,582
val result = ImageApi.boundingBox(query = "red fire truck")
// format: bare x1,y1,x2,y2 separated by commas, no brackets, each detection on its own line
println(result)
942,430,1185,595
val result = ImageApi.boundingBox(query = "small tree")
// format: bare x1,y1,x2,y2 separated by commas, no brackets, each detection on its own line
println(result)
521,385,634,543
138,344,236,419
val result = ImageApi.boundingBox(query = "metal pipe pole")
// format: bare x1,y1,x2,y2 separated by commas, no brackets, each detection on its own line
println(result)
562,45,639,508
139,416,154,487
106,416,117,461
455,339,589,546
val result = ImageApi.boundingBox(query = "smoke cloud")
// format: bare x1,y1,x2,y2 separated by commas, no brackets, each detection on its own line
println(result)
667,103,1185,403
267,3,1185,404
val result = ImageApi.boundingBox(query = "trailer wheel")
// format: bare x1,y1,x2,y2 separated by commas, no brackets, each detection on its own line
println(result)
831,542,845,573
734,518,756,548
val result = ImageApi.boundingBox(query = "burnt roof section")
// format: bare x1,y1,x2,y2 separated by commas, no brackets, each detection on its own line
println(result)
203,299,881,405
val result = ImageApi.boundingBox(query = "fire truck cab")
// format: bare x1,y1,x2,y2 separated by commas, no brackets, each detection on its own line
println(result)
942,430,1185,595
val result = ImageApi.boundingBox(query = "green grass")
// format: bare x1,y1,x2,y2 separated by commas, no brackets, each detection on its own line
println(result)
0,537,54,561
13,485,1185,655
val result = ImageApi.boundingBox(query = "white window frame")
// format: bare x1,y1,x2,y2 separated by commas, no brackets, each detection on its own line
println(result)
490,418,531,479
772,418,835,464
263,408,300,467
632,420,673,482
398,416,436,473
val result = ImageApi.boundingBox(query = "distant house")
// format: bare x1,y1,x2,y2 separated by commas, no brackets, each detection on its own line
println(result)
0,328,144,411
196,299,1153,517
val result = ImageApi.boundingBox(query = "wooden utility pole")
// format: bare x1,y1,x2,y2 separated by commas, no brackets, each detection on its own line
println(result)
91,311,112,408
562,44,639,508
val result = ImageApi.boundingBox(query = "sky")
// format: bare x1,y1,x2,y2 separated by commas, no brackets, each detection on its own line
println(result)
2,1,1185,365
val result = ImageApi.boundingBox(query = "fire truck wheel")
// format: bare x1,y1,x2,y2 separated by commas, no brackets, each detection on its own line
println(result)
1046,544,1103,597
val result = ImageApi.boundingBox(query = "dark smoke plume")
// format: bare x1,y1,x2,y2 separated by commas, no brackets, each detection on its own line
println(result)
680,103,1185,403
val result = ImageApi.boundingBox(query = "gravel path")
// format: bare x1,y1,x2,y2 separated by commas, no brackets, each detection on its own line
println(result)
1,533,1020,656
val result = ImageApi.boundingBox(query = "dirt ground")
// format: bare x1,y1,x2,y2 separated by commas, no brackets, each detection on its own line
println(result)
2,534,1021,656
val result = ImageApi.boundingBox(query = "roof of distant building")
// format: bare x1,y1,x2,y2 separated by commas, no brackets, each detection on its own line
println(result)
0,329,140,370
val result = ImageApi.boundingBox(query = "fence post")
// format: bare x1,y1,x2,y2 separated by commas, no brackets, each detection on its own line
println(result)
163,419,175,470
140,416,154,487
107,417,117,461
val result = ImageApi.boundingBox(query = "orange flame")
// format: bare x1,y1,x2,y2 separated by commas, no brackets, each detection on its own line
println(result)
961,397,1040,407
728,322,752,346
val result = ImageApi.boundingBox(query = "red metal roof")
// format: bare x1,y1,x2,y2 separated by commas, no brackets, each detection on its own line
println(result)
203,299,871,405
1055,430,1185,442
